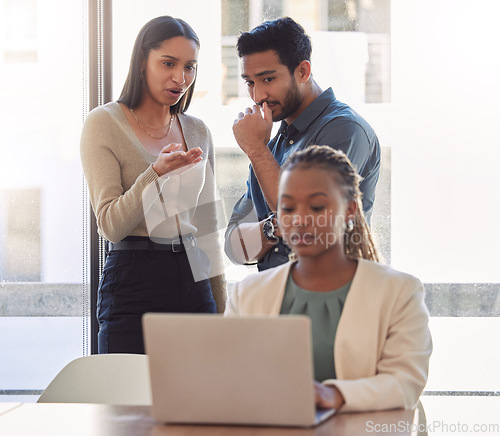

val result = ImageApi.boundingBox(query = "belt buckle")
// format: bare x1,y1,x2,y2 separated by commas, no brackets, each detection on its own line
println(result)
171,238,183,253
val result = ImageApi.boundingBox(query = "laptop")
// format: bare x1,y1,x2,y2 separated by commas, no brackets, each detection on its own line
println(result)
142,313,336,427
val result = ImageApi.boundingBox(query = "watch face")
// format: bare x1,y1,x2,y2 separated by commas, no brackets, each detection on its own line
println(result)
263,220,277,241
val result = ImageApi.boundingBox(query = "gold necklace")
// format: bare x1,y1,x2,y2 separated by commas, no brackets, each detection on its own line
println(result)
130,108,174,140
130,108,170,129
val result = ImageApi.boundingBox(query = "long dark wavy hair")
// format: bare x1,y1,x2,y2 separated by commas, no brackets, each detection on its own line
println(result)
281,145,380,262
118,16,199,114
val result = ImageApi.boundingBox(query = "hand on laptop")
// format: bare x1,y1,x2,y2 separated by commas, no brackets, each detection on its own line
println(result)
314,382,345,410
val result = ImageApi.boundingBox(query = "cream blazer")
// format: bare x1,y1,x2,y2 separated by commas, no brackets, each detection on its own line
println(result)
225,259,432,412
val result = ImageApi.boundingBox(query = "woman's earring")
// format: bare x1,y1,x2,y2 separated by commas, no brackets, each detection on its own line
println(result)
140,71,144,81
346,219,354,232
288,251,297,262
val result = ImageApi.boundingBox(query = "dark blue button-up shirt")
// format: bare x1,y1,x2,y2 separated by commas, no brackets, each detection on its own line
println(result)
225,88,381,271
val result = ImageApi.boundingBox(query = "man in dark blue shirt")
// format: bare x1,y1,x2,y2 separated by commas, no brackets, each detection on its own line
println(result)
224,17,381,271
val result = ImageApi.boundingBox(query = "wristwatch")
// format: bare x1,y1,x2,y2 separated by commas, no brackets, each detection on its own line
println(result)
262,214,279,243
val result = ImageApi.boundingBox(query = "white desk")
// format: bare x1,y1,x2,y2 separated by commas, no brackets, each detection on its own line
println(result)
0,403,21,416
2,396,499,435
0,402,417,436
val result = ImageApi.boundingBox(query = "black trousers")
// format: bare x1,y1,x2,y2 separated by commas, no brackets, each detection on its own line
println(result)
97,246,216,354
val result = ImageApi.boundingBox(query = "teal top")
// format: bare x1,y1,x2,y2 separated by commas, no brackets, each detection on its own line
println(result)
280,271,351,382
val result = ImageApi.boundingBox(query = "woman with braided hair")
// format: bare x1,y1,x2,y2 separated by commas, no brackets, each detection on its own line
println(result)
225,145,432,412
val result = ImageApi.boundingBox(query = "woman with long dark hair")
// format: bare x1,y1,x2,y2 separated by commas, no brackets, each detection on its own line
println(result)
81,16,225,354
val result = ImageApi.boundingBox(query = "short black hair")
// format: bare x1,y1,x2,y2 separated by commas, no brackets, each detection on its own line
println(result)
118,16,199,114
237,17,312,75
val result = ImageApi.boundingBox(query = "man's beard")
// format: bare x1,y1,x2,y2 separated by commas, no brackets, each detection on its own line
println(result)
272,80,303,122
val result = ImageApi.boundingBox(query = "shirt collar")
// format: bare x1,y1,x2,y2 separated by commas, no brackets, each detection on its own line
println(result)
286,87,336,133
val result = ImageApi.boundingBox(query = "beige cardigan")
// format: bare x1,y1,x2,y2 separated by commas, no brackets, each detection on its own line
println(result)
80,102,226,311
225,259,432,412
81,102,216,242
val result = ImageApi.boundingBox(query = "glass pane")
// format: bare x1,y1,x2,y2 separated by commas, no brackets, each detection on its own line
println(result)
0,0,87,401
108,0,499,398
390,0,500,394
1,0,495,408
222,0,249,35
328,0,358,31
262,0,283,21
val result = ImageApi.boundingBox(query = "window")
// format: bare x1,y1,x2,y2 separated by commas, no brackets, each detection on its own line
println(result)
219,0,500,403
328,0,391,103
222,0,390,104
0,0,87,401
1,0,38,63
0,189,41,281
2,0,499,410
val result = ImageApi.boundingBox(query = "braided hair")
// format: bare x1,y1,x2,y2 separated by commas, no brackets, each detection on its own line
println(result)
281,145,379,262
